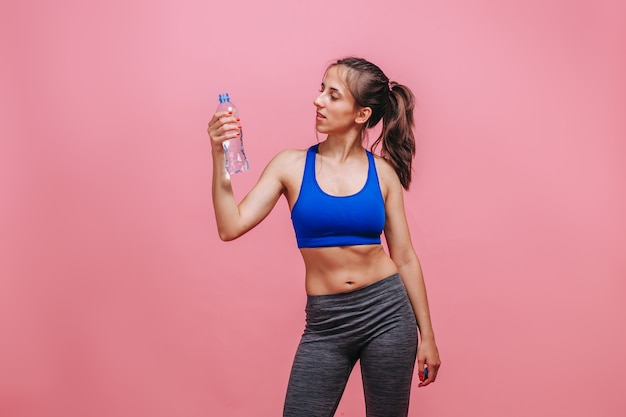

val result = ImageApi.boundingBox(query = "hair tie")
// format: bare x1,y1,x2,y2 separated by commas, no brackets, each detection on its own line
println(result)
388,81,393,92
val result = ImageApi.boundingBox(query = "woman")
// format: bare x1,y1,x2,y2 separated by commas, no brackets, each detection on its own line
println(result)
208,57,441,417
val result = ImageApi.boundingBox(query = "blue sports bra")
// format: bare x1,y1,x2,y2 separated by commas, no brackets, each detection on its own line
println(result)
291,144,386,248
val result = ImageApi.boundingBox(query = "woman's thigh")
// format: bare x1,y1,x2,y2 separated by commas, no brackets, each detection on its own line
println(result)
359,316,418,417
283,340,357,417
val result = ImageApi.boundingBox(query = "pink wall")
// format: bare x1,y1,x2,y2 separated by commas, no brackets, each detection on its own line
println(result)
2,0,625,416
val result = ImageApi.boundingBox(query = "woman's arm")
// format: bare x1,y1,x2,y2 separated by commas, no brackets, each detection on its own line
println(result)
208,111,287,240
379,159,442,387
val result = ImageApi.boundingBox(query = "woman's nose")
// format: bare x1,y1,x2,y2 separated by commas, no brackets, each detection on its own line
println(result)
313,93,323,108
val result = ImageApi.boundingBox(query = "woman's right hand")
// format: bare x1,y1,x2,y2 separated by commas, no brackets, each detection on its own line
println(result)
207,111,241,152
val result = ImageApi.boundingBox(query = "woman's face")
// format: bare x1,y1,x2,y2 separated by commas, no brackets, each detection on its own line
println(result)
313,65,359,135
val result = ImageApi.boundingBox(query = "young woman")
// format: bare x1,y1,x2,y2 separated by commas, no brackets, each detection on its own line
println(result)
208,57,441,417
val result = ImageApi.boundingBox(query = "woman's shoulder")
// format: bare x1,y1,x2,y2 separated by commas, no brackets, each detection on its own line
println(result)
264,148,310,194
372,154,400,181
372,153,403,197
275,147,308,159
270,147,308,165
264,147,309,177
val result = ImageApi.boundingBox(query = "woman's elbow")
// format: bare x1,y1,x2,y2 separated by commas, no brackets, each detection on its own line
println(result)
217,225,247,241
218,230,238,241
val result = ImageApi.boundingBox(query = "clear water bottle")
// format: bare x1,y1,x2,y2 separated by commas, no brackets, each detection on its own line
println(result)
217,93,249,174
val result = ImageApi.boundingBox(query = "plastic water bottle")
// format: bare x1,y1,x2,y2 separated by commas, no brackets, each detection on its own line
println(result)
217,93,249,174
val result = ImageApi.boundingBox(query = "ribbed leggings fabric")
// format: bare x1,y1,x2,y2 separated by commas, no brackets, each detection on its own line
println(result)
283,274,418,417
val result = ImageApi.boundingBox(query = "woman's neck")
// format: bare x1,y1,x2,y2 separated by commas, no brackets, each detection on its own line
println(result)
319,132,364,162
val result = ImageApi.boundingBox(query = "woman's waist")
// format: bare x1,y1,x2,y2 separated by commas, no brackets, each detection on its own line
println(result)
301,244,398,295
298,246,415,339
303,273,413,335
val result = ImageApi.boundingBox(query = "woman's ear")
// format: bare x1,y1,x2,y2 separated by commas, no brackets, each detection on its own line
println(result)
355,107,372,125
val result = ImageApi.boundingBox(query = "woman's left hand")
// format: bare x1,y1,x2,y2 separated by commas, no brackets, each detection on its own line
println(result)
417,337,441,387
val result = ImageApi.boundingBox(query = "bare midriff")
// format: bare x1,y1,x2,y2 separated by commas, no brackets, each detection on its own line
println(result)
300,244,398,295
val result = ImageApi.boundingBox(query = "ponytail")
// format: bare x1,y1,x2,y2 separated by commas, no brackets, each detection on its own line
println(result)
331,57,417,190
371,83,416,189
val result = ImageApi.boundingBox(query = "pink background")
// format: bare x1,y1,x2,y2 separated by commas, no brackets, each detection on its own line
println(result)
2,0,625,416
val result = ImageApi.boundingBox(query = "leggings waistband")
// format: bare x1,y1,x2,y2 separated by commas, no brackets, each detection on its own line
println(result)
305,273,405,311
302,273,414,344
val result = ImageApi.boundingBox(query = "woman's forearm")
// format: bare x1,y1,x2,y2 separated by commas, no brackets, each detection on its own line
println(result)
398,257,436,341
211,147,241,241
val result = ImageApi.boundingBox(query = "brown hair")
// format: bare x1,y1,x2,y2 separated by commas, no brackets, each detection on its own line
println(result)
331,57,416,189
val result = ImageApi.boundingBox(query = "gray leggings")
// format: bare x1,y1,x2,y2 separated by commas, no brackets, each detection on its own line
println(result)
283,274,418,417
